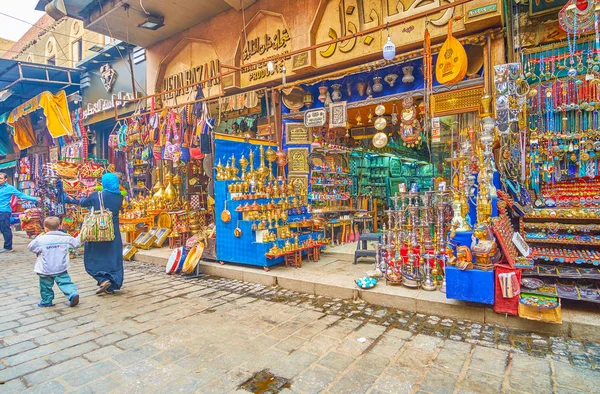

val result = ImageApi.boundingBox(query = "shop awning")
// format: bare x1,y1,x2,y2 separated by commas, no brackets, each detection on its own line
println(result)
0,160,17,170
0,60,80,115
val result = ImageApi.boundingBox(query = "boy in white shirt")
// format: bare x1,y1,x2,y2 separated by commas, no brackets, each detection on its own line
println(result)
28,217,81,307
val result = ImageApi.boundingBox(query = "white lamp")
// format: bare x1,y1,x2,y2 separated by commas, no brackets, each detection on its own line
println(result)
267,61,274,73
383,35,396,61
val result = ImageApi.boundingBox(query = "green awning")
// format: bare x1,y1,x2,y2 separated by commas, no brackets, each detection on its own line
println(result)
0,160,17,169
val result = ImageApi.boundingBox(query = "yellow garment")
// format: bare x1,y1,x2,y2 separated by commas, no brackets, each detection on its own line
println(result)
39,91,73,138
8,91,73,141
11,116,36,150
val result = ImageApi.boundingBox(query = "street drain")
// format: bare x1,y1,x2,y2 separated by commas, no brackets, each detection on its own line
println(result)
239,369,291,393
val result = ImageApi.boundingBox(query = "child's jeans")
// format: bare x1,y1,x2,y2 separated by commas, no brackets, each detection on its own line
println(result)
38,272,77,305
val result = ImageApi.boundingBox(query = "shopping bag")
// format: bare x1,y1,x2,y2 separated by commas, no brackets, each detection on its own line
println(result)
80,192,114,243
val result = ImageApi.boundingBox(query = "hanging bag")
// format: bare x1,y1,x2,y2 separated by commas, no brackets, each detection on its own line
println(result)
80,192,115,243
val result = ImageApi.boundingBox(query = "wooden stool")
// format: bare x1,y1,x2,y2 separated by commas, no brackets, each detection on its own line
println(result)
168,234,183,249
306,247,315,261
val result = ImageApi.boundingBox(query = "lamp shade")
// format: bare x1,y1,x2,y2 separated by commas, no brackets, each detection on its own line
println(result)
383,36,396,61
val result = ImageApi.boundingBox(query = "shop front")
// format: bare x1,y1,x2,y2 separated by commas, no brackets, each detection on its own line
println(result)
108,0,581,325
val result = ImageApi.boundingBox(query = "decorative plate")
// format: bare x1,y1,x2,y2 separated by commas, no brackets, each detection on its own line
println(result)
521,278,544,290
282,86,306,111
308,152,327,170
355,276,378,289
519,293,559,309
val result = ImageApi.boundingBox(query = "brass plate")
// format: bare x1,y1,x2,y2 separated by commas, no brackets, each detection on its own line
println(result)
282,86,306,111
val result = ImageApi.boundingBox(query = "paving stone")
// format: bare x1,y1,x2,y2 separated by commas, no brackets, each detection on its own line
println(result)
354,353,390,376
553,359,600,392
329,369,377,394
3,344,56,366
291,365,338,394
24,357,90,386
0,340,37,359
319,352,355,371
62,360,120,387
507,369,553,393
371,335,405,358
0,358,49,382
152,345,192,364
269,350,319,379
419,368,459,394
48,341,100,363
407,334,443,352
432,348,469,374
373,364,422,393
275,336,307,353
469,346,508,376
458,369,503,393
115,332,157,350
84,345,124,362
0,378,27,394
111,343,161,366
23,379,67,394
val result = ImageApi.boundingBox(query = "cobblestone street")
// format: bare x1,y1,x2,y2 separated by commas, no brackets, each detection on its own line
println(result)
1,235,599,393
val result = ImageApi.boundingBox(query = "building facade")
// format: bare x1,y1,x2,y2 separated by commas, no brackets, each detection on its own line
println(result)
3,14,108,68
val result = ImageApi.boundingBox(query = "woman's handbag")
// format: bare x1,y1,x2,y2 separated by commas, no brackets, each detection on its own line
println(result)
80,192,115,243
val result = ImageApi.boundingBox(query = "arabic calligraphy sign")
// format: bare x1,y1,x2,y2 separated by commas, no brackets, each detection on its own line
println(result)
311,0,500,68
304,109,327,127
286,123,312,145
238,11,294,88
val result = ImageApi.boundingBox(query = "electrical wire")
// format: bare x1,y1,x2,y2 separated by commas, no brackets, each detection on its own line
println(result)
0,11,107,48
95,0,146,96
139,0,150,15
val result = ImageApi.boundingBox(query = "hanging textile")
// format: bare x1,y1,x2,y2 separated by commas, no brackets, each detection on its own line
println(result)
11,116,36,150
38,91,74,138
8,91,73,141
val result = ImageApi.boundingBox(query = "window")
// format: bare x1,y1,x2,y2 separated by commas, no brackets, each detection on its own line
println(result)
72,39,82,62
47,56,55,65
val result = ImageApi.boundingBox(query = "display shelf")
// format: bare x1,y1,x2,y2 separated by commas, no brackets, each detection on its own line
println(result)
524,237,600,247
520,283,600,304
311,184,350,187
311,170,350,175
523,263,600,279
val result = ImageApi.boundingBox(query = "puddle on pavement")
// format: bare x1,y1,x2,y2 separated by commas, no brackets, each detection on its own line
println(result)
239,369,291,393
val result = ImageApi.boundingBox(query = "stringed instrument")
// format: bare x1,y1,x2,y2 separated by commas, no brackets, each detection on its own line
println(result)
435,18,468,85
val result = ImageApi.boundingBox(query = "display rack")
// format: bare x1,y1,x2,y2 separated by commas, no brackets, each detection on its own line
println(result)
520,210,600,304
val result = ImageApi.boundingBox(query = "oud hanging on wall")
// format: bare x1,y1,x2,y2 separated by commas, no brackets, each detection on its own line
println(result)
435,17,468,85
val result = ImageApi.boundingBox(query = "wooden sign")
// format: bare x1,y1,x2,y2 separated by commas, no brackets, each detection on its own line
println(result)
237,11,294,88
287,147,309,173
304,109,326,127
156,38,221,104
286,123,312,145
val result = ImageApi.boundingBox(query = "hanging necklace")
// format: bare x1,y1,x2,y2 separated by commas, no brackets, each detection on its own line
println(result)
568,10,578,78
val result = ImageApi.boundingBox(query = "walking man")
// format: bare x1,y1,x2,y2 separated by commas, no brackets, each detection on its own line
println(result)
0,172,39,253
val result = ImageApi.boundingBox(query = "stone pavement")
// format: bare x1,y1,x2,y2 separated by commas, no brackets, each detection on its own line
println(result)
0,235,599,393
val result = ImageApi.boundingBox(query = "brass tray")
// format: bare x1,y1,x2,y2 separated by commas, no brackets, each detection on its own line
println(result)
282,86,306,111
